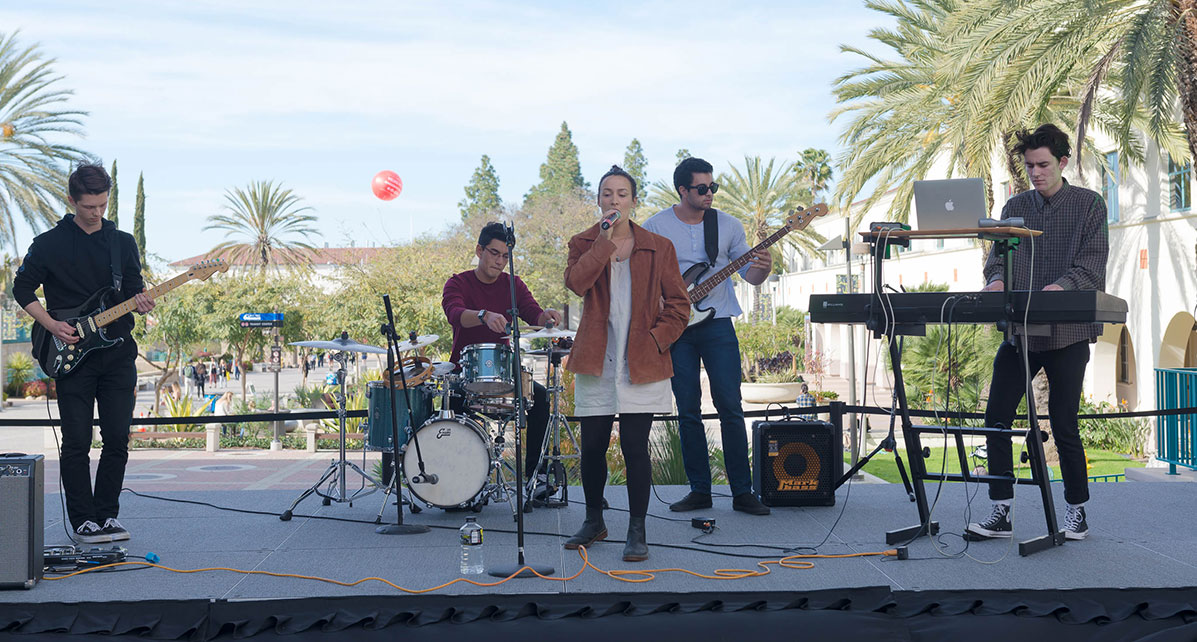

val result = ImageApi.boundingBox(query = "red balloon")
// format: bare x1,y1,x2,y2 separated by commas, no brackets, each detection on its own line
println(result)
372,170,403,201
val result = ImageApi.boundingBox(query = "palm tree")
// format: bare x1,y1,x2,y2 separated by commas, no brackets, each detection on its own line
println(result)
640,179,679,218
795,148,833,198
0,31,86,251
204,180,319,271
718,156,825,319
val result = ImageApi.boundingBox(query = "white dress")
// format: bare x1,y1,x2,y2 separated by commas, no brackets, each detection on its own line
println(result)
573,258,673,416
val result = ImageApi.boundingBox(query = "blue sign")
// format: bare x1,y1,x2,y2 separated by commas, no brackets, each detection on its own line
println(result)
239,312,284,328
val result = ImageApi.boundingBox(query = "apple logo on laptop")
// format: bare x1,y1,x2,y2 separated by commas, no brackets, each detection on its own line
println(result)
944,199,955,211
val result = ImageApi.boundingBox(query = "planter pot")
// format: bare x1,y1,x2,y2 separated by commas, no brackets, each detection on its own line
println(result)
741,381,805,404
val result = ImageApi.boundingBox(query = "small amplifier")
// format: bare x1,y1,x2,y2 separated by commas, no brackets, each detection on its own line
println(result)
0,453,44,589
752,421,842,507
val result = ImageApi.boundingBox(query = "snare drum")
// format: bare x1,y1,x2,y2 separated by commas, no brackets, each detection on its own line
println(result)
403,415,493,508
460,343,514,395
365,381,434,452
468,366,534,415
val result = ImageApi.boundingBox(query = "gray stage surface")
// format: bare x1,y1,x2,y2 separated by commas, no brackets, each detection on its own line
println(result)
4,478,1194,603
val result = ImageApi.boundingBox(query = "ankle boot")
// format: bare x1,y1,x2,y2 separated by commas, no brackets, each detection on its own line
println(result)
622,516,648,562
564,506,607,550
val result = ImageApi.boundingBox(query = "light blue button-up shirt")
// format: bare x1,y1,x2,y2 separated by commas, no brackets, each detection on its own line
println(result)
641,206,753,319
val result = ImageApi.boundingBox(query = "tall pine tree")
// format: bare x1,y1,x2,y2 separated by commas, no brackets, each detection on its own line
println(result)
524,122,588,204
134,172,146,264
106,159,118,228
458,154,502,221
622,138,647,192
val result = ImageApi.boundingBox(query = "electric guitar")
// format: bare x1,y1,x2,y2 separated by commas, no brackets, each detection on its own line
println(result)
683,203,828,327
31,259,229,379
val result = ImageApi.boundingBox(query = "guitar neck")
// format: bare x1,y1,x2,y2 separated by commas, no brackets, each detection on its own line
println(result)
93,272,193,328
690,225,790,302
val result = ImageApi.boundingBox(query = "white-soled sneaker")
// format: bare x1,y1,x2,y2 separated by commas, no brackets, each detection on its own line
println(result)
965,502,1013,540
75,520,112,544
1063,505,1088,540
101,517,130,542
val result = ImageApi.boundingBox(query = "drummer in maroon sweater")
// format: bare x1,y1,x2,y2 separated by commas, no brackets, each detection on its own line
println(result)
442,222,563,496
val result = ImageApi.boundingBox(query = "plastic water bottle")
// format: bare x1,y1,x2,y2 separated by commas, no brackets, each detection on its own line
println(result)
459,517,484,575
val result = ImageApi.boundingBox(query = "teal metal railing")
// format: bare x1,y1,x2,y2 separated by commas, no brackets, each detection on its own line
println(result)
1155,367,1197,474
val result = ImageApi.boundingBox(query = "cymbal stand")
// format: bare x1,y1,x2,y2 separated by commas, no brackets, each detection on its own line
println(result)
376,295,430,535
526,343,578,508
280,347,378,521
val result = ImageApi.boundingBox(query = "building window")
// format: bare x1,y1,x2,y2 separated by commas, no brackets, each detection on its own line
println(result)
1169,156,1191,212
936,238,945,249
1102,151,1119,223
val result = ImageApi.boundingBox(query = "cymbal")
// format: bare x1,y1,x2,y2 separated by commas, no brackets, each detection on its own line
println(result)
508,327,576,340
290,338,388,354
430,361,457,376
393,334,439,352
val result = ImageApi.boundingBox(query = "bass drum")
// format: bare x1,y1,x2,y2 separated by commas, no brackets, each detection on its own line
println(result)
402,416,492,508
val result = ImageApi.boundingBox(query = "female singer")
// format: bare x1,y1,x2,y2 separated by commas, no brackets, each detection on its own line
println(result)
562,165,689,561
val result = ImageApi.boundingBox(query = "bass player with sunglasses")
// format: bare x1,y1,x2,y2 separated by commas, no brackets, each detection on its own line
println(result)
641,157,772,517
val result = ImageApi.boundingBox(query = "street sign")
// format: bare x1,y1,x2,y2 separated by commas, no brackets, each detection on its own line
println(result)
239,312,284,328
268,345,282,372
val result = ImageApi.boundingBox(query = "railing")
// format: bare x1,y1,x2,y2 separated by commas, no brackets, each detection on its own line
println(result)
1155,367,1197,474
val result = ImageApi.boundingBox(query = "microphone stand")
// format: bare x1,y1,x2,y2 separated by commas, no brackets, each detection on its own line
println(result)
487,222,555,578
376,294,429,535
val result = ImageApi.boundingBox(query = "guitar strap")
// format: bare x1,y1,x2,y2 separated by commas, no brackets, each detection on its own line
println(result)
703,208,719,265
109,228,123,296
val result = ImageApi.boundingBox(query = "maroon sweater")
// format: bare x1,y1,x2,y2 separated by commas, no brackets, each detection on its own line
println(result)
442,270,544,364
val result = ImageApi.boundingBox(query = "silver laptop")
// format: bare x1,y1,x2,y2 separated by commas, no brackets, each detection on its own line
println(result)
912,178,987,230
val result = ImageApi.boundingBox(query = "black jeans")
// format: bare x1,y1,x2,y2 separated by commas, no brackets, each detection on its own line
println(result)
56,340,138,530
984,339,1091,505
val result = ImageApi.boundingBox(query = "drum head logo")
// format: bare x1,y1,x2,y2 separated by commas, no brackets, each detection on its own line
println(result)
437,427,452,439
485,359,493,368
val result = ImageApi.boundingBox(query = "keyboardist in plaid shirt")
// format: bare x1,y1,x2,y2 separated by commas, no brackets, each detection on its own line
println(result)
966,124,1109,544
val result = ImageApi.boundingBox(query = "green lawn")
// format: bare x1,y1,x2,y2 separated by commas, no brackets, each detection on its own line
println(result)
845,446,1144,484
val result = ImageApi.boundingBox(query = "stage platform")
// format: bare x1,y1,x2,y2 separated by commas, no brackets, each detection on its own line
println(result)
3,468,1196,640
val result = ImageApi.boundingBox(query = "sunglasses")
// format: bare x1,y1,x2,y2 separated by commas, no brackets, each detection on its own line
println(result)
686,182,719,195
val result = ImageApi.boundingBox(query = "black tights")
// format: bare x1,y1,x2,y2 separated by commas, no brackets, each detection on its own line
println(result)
580,413,652,517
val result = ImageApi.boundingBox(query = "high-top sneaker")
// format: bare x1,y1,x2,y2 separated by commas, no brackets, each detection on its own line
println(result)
965,502,1013,539
1063,505,1088,540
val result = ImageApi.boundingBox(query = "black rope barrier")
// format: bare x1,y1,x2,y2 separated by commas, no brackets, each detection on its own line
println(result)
0,403,1193,429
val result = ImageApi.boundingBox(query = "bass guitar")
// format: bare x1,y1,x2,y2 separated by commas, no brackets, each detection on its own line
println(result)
31,259,228,379
683,203,828,327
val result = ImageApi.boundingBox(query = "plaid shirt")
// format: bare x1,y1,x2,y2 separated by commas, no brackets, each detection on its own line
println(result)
982,179,1109,352
795,392,816,420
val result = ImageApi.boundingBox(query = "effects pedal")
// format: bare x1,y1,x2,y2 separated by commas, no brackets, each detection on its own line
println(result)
44,545,128,572
690,517,715,534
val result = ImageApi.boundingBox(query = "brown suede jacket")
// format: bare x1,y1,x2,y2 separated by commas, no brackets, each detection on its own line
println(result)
563,221,690,384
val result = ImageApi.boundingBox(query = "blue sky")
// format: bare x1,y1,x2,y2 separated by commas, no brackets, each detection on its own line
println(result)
1,0,886,266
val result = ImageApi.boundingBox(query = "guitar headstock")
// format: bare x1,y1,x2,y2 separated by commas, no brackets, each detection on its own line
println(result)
784,202,830,232
188,258,229,281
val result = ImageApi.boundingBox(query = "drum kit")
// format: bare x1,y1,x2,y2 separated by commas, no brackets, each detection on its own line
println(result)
278,325,578,523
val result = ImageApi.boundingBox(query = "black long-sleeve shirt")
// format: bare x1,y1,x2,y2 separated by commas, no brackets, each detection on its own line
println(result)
13,215,146,339
982,179,1109,351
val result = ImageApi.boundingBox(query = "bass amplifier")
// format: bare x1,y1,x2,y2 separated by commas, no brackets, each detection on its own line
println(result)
0,453,44,589
752,421,842,507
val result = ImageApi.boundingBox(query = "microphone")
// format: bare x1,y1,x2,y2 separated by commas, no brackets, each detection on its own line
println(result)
978,217,1026,228
600,209,621,230
411,472,439,485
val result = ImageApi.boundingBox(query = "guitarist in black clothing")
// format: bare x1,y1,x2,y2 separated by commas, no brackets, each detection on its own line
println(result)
13,162,154,544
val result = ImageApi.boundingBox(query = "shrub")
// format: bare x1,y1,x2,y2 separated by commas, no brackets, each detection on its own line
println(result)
1078,397,1151,457
21,380,46,397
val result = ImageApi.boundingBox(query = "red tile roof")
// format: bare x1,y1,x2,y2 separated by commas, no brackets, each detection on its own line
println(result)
169,247,389,268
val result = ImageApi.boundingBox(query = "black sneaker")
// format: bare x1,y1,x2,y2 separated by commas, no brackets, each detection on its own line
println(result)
101,517,130,542
75,520,111,544
1063,505,1088,540
965,503,1013,539
669,491,713,512
732,492,771,515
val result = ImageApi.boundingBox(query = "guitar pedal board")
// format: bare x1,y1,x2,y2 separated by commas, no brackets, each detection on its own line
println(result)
43,545,128,572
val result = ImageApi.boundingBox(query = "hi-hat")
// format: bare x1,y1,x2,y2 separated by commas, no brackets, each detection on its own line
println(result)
507,327,576,340
430,361,456,376
525,346,571,356
393,334,439,352
291,337,388,354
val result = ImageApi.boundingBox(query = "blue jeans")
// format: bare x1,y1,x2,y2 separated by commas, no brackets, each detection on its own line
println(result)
669,318,752,496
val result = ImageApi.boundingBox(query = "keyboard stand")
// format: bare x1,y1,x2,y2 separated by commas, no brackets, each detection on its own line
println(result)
866,231,1065,556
